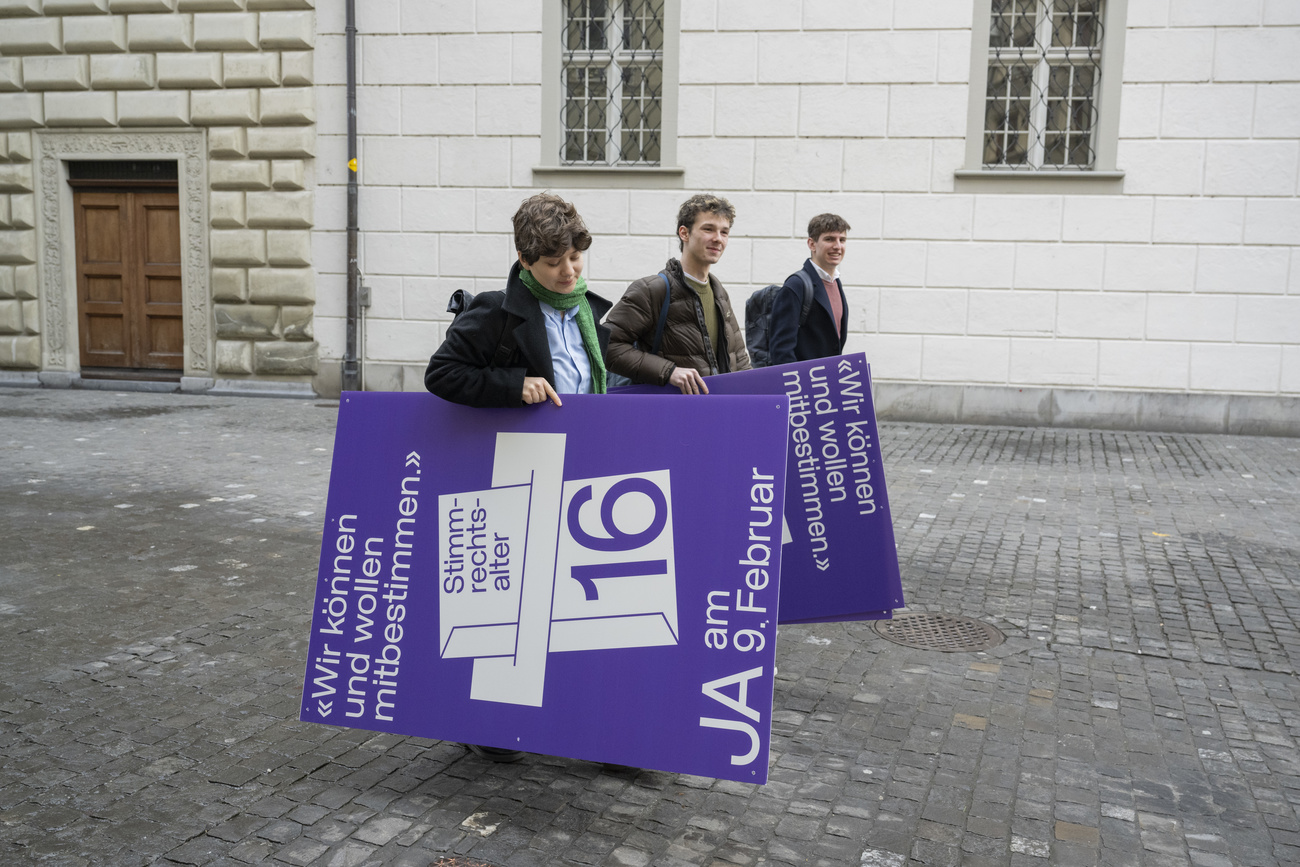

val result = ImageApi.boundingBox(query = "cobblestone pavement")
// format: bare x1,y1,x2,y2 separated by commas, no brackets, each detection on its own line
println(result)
2,387,1299,867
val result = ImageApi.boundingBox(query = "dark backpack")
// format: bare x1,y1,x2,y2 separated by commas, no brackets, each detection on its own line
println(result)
745,269,814,368
445,288,517,368
446,288,474,317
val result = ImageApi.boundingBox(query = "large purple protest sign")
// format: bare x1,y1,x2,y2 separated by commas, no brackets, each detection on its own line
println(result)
301,393,789,783
615,354,903,624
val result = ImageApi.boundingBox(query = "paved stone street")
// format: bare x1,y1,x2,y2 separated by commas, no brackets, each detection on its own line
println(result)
2,386,1300,867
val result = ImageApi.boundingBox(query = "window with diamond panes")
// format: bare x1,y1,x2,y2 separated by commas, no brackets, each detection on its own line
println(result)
984,0,1103,169
562,0,663,166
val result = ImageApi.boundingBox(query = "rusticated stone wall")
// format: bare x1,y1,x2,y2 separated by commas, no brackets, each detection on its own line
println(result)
0,131,38,368
0,0,318,382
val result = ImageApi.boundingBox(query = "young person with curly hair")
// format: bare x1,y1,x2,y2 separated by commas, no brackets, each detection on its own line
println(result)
424,193,613,762
425,193,613,408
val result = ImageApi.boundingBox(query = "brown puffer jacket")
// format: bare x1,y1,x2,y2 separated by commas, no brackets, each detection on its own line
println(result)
605,258,752,385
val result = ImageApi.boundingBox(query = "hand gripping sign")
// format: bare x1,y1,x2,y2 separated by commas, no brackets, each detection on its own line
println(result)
301,393,789,782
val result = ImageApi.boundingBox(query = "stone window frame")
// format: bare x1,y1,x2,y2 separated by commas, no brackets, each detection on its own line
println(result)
534,0,684,189
956,0,1128,194
34,129,211,379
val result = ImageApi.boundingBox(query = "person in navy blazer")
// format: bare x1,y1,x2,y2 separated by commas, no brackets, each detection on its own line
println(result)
767,214,851,366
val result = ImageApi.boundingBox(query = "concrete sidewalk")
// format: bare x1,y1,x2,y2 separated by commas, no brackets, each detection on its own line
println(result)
2,386,1298,867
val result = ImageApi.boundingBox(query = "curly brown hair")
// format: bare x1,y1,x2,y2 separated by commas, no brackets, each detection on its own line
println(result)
807,213,851,240
513,193,592,265
676,194,736,250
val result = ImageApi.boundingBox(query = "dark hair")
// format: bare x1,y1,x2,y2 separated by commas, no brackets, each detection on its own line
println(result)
807,213,851,240
676,193,736,250
513,193,592,265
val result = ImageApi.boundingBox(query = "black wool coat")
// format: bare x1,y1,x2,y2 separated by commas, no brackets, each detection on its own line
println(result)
424,260,613,408
767,258,848,366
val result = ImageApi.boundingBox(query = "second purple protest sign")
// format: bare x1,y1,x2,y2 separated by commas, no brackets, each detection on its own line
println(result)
702,355,903,623
616,353,903,623
301,392,790,783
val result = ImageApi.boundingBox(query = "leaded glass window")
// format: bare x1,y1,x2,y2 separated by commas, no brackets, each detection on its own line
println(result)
984,0,1104,169
562,0,664,166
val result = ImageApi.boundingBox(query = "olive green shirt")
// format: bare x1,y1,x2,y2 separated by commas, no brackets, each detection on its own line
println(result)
683,272,720,362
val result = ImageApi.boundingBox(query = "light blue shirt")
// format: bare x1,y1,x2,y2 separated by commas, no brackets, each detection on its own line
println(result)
539,301,592,394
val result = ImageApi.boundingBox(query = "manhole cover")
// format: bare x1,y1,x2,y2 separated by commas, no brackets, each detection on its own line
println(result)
872,612,1004,652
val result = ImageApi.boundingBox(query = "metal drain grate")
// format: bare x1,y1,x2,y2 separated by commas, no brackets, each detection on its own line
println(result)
872,612,1004,652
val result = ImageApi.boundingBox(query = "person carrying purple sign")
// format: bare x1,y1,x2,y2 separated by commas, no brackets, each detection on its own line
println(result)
424,192,613,761
766,214,851,367
424,193,613,409
604,194,751,395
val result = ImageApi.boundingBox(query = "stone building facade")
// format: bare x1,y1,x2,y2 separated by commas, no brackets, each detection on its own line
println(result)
0,0,317,395
3,0,1298,435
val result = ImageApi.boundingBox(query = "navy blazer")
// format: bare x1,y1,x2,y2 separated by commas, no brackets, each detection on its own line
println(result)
767,258,848,366
425,261,612,407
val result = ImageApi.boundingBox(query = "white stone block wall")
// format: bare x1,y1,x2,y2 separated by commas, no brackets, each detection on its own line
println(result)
311,0,1299,409
0,0,317,379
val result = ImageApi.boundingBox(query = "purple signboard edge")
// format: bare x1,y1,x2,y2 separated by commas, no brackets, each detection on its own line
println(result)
781,610,893,625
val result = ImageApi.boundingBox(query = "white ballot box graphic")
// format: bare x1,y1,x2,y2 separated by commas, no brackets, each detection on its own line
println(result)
437,484,532,660
437,432,678,707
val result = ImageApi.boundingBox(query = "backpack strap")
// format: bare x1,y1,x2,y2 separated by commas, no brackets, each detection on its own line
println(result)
491,319,519,369
795,269,815,326
649,271,672,356
448,287,517,368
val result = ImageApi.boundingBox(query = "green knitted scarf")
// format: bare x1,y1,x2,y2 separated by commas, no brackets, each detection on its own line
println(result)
518,268,607,394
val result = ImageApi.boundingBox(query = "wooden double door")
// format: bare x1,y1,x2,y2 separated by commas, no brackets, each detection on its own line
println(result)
73,188,184,373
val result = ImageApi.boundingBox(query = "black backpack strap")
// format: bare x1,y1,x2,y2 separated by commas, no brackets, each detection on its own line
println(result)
796,269,815,326
491,319,518,369
649,271,672,356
